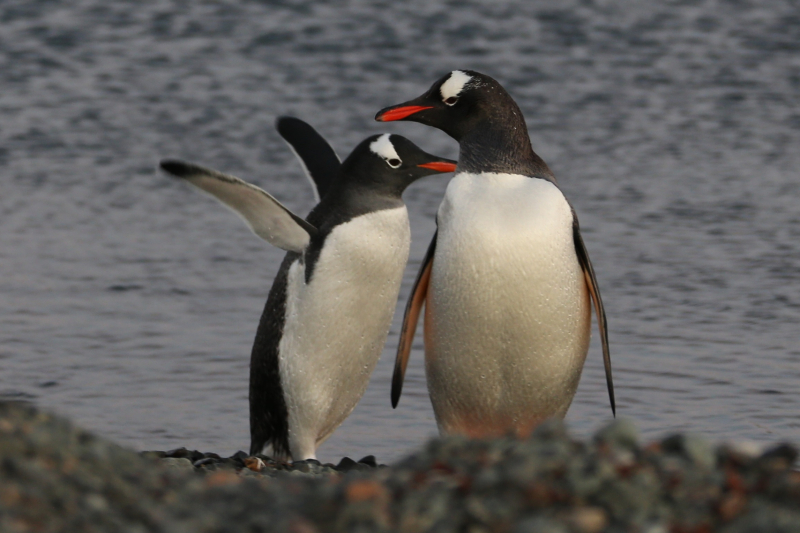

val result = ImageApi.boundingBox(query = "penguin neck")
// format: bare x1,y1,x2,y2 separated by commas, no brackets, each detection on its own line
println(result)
324,176,405,218
456,116,556,183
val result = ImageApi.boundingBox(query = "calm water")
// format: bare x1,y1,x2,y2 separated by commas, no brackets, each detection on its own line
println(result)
2,0,799,463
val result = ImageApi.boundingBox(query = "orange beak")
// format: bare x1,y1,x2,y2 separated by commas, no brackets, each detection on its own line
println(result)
417,161,457,173
376,105,433,122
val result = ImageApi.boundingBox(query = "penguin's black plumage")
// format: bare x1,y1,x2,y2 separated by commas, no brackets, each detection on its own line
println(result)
275,116,341,201
161,119,456,459
376,71,614,438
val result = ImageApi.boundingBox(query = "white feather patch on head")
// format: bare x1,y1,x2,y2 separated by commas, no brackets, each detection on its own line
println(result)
369,134,401,162
440,70,473,100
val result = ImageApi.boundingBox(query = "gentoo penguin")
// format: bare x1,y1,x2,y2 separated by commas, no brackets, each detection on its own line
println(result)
160,118,456,460
375,71,615,438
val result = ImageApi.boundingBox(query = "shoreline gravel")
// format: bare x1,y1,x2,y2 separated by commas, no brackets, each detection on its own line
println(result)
2,401,799,532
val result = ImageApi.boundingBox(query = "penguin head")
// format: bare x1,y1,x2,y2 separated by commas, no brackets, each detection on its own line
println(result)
375,70,522,142
339,133,456,196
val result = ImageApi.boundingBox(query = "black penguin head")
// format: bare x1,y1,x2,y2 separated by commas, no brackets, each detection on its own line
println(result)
338,133,456,196
375,70,522,141
375,70,554,180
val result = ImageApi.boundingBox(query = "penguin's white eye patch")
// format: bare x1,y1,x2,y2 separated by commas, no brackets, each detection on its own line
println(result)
370,133,402,165
440,70,472,103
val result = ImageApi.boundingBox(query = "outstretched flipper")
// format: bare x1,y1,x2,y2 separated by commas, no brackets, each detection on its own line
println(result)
160,159,316,253
276,116,341,202
391,231,437,408
572,215,615,415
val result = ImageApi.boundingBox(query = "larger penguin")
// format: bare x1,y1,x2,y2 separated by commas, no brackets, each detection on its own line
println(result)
376,71,615,438
161,118,456,460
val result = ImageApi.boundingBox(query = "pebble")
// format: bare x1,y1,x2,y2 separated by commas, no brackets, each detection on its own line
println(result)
594,418,639,450
566,507,607,533
160,457,194,469
661,433,716,469
244,457,266,472
1,401,800,533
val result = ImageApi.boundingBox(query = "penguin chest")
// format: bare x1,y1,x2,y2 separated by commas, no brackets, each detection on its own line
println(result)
278,207,410,445
426,173,591,436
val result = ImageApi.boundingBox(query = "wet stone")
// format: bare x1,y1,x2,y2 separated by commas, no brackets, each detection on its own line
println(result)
244,457,266,472
165,447,189,457
164,447,205,463
161,457,193,469
661,434,715,470
565,507,608,533
717,444,757,470
358,455,377,468
4,401,800,532
217,459,239,469
336,457,358,472
594,419,639,451
513,516,570,533
530,419,570,442
231,450,249,461
139,450,166,460
758,443,798,471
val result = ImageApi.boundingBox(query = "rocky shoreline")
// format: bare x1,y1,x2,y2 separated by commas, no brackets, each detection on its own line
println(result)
1,401,799,532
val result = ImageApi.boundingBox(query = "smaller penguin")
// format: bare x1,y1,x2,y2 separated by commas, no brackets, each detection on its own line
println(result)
160,118,456,460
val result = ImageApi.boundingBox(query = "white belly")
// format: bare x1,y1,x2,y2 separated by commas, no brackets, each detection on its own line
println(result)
278,207,410,459
425,173,591,437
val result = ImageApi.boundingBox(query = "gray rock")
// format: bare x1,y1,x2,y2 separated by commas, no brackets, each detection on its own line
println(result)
513,516,570,533
161,457,194,469
3,401,800,533
594,418,639,451
661,433,715,469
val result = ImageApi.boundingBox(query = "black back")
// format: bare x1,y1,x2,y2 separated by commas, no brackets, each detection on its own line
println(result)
248,252,296,457
248,133,455,458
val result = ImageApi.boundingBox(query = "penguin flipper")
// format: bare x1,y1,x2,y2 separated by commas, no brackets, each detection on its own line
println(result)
572,216,616,416
160,159,316,253
276,116,341,202
391,231,437,408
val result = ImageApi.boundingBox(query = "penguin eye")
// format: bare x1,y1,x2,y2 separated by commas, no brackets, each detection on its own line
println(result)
444,96,459,106
386,158,402,168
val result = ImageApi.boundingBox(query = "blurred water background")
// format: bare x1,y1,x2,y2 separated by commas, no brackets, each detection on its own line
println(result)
2,0,799,463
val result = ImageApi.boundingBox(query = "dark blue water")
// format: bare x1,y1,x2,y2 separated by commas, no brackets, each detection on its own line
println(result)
2,0,799,463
